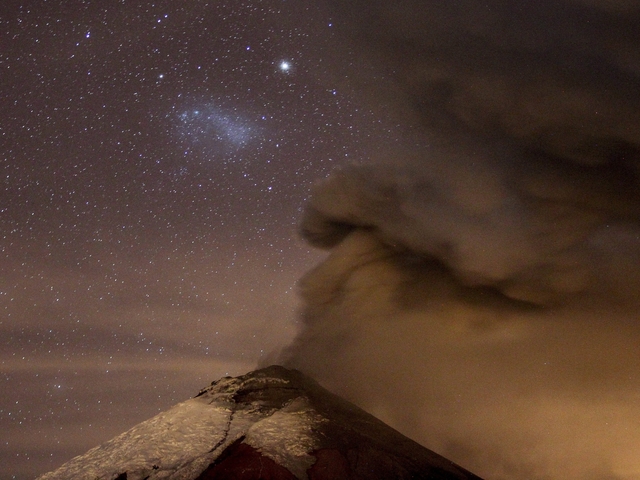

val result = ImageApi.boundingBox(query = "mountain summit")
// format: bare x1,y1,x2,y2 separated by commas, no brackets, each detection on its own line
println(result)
37,365,482,479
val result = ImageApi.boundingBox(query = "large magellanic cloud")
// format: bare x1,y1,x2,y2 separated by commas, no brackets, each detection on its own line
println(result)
279,1,640,479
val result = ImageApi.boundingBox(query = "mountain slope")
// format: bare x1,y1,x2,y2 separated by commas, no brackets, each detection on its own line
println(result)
37,365,482,480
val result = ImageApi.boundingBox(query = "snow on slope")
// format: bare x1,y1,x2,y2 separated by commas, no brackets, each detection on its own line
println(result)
37,365,482,480
37,370,324,480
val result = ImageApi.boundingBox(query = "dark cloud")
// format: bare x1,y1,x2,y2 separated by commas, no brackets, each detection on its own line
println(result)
280,1,640,478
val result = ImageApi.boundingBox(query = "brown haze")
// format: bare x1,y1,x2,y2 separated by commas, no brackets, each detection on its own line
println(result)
278,1,640,479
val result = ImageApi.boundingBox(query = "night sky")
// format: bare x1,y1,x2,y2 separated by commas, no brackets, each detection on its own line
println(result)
1,2,404,478
3,1,640,480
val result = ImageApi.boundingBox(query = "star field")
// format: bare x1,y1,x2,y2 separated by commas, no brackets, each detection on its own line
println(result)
0,2,401,477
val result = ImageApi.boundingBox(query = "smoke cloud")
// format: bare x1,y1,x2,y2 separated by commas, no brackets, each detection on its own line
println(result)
279,1,640,479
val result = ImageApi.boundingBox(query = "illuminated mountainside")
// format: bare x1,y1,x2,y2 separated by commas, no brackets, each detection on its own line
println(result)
37,365,482,480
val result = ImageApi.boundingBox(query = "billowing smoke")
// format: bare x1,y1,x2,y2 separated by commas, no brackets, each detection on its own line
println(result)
279,1,640,479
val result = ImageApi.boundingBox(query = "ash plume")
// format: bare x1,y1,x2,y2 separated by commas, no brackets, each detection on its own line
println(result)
279,1,640,479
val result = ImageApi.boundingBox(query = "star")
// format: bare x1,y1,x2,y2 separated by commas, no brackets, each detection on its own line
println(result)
279,61,291,73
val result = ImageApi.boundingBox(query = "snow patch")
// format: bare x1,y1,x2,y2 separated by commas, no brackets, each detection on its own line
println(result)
245,396,327,479
37,397,234,480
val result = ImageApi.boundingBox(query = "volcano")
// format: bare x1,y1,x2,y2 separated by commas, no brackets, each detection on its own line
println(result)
37,365,481,479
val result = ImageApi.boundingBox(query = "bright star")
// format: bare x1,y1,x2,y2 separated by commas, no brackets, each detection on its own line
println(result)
279,61,291,72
